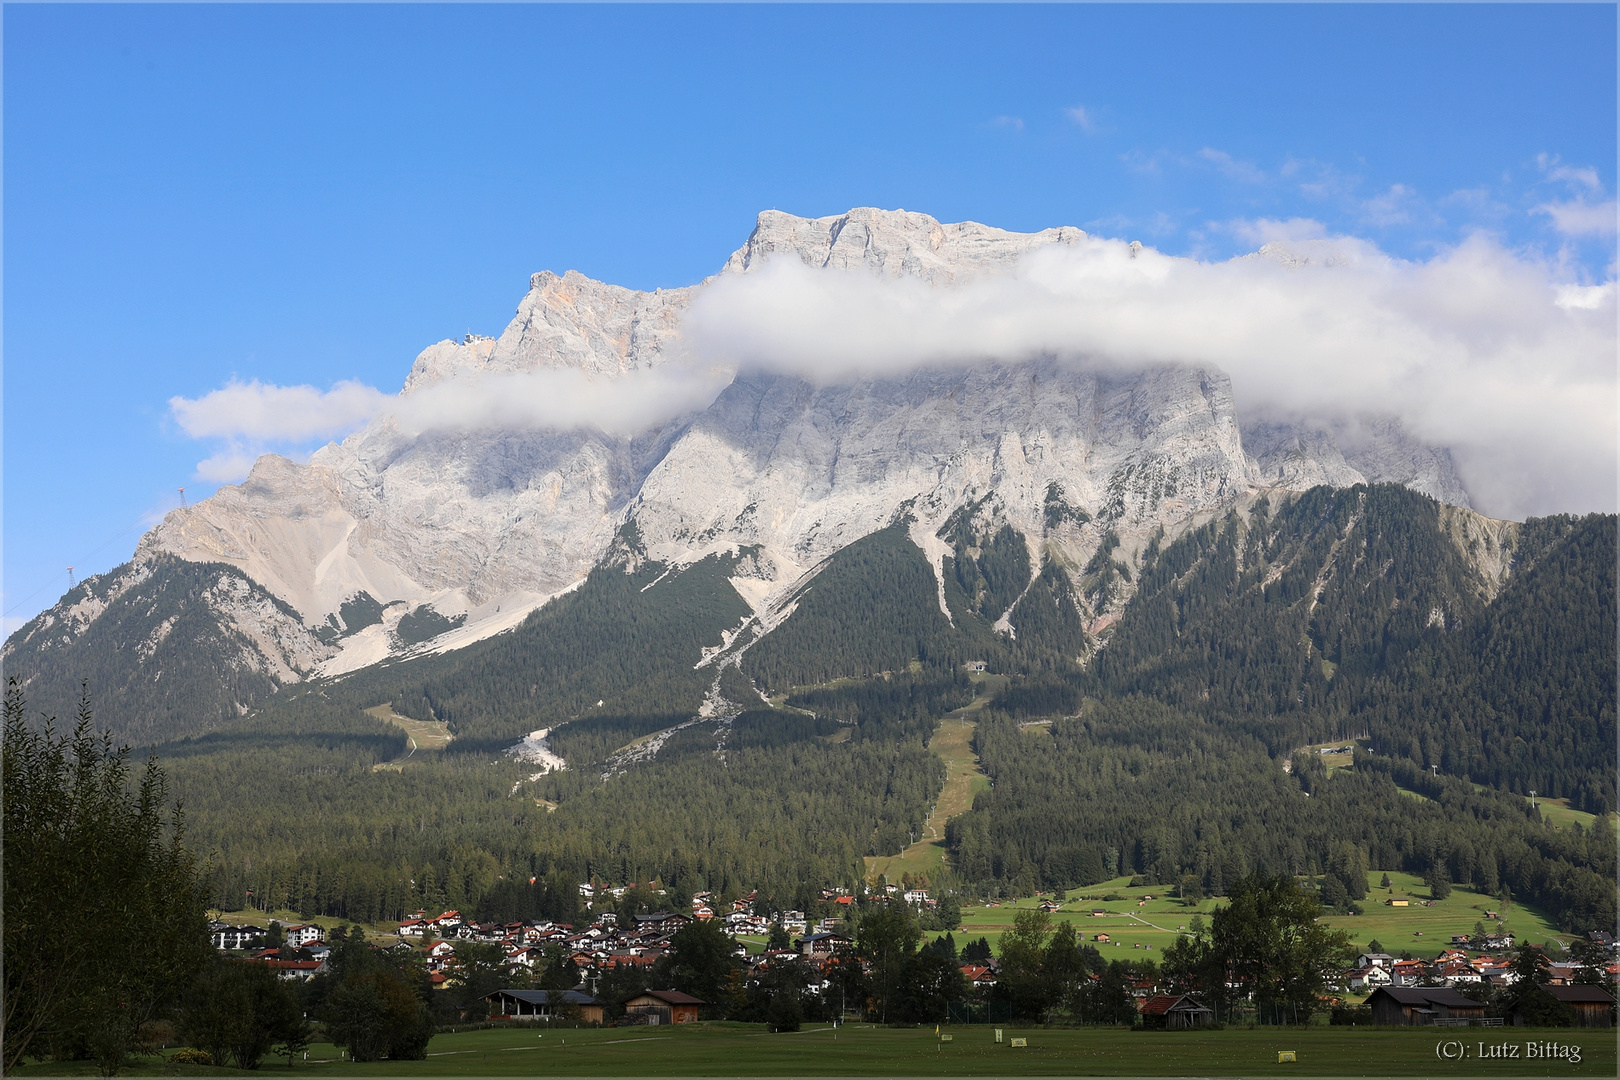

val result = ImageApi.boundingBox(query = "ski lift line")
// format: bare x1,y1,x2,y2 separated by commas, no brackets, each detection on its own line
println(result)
2,516,152,617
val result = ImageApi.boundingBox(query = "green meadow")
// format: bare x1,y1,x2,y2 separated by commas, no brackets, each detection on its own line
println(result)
940,872,1569,959
16,1023,1614,1077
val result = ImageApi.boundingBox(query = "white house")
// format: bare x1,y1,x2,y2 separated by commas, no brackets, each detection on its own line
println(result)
284,924,326,948
1347,965,1392,991
210,923,267,951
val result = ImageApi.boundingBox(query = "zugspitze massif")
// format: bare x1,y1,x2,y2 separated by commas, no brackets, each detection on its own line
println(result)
8,208,1479,738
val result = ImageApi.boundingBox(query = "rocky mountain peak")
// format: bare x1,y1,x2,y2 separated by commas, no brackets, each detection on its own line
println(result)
723,207,1085,283
33,206,1483,699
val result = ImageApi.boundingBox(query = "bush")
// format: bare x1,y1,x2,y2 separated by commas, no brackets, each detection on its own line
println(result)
169,1048,214,1065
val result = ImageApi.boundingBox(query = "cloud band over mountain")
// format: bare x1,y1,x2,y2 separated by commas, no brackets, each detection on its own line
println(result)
170,226,1615,521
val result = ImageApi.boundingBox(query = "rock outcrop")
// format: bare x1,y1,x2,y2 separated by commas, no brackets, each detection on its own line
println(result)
24,207,1483,705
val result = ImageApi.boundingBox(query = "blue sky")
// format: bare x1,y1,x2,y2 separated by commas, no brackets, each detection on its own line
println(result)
5,3,1616,630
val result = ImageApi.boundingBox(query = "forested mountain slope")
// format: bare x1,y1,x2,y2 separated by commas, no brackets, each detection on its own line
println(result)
107,482,1610,937
3,554,333,743
947,698,1616,933
328,527,755,754
1090,487,1614,811
1358,512,1617,812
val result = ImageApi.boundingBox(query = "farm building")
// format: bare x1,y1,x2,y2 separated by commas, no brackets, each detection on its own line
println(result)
1139,994,1214,1029
621,989,705,1025
1515,985,1615,1028
485,989,603,1025
1365,987,1486,1025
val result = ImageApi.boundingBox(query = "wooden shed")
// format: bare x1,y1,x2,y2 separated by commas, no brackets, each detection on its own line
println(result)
621,988,706,1025
1139,994,1214,1029
1526,985,1615,1028
1365,987,1486,1026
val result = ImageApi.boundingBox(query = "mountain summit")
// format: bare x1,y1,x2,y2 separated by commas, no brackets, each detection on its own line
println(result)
7,208,1475,737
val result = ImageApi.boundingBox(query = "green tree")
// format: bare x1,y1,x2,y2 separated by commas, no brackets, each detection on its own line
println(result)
271,1011,314,1069
1569,938,1613,987
995,908,1056,1021
2,681,211,1073
1502,946,1574,1027
661,918,740,1007
181,959,302,1070
445,942,507,1021
324,966,433,1062
856,900,920,1023
1426,865,1452,900
960,937,992,965
767,923,792,951
1177,874,1353,1023
537,948,580,993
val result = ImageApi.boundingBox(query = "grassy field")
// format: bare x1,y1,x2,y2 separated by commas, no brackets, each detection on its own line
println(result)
17,1022,1614,1076
207,907,406,944
864,675,1002,888
1290,739,1364,774
1532,797,1614,835
942,872,1570,959
1329,871,1566,953
366,704,454,772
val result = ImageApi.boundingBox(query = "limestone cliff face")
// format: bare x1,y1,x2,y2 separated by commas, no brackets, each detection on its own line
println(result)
112,208,1480,682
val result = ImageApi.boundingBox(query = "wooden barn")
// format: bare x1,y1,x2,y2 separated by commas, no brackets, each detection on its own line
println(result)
1365,987,1486,1025
1520,985,1616,1028
621,988,706,1025
1139,994,1215,1029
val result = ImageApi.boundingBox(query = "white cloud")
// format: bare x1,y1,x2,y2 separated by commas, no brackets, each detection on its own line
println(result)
171,227,1616,520
1064,105,1099,134
172,364,735,483
681,230,1616,520
1222,217,1329,247
1533,198,1618,237
1359,183,1431,227
990,115,1024,132
193,450,266,484
1538,153,1603,191
1529,155,1615,237
169,378,392,483
170,379,389,442
386,362,735,440
1198,147,1266,185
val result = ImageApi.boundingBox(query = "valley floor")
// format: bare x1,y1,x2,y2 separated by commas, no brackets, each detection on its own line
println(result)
16,1023,1614,1077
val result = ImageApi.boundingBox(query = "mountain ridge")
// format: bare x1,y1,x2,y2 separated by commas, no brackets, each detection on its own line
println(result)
8,208,1479,735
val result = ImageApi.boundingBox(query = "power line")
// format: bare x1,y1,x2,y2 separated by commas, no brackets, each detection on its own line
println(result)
3,516,155,619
